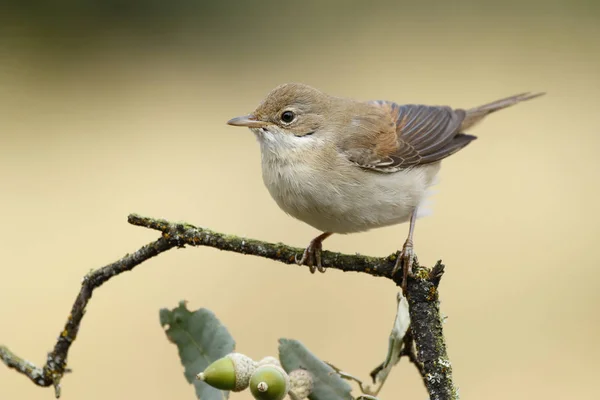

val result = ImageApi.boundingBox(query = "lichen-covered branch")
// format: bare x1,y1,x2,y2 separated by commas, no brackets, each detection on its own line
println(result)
126,214,397,277
406,262,457,400
0,237,176,396
1,214,456,400
0,345,45,384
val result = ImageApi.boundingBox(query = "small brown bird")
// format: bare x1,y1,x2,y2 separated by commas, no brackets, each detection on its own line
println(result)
227,83,543,291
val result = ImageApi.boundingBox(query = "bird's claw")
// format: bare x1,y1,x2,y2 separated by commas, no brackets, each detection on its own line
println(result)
392,240,415,293
295,239,325,273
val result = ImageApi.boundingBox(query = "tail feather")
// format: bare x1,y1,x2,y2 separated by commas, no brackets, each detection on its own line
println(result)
460,92,545,131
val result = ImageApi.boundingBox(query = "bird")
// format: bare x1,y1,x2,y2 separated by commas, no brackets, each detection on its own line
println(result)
226,83,544,291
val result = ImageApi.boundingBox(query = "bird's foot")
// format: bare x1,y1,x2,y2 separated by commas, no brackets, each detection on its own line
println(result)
392,240,415,294
296,237,326,273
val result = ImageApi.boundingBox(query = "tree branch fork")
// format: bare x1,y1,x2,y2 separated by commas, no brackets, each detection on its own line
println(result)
1,214,456,400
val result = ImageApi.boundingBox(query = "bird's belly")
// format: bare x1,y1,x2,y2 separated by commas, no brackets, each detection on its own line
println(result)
261,159,440,234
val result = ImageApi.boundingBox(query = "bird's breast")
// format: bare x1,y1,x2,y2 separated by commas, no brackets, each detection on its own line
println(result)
259,143,440,234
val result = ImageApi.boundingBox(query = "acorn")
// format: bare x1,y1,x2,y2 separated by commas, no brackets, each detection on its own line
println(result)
249,364,290,400
197,353,256,392
288,369,314,400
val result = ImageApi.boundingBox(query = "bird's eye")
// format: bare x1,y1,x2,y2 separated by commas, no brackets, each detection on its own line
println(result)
280,111,295,124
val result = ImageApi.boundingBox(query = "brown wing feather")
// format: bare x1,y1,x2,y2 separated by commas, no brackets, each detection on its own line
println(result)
352,101,476,171
342,92,543,172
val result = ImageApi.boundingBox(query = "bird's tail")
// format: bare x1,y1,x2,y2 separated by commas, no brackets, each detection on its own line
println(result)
460,92,545,131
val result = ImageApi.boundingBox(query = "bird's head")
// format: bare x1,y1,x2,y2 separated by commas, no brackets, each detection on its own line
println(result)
227,83,332,144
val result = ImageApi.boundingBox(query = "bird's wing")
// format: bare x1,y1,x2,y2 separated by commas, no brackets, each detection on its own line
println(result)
341,101,476,172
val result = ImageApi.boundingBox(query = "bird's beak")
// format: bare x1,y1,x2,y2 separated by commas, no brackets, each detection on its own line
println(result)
226,114,268,128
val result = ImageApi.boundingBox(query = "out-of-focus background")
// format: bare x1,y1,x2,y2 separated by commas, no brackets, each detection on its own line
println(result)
1,1,598,399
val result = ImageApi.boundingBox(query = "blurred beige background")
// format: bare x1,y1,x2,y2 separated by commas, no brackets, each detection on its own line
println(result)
1,1,599,399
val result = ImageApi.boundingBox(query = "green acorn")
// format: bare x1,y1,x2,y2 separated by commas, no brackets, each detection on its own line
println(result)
197,353,256,391
249,364,290,400
288,369,314,400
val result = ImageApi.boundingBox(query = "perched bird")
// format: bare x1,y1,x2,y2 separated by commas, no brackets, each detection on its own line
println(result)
227,83,543,291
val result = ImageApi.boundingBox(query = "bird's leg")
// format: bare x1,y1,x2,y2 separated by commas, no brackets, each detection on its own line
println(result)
296,232,333,273
392,209,418,293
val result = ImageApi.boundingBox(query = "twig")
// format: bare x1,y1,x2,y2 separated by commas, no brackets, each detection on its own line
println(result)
368,329,425,384
1,237,175,395
326,361,375,395
1,214,456,399
401,329,426,377
0,345,45,385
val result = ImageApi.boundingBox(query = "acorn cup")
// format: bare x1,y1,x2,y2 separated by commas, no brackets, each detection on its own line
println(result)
196,353,256,392
249,364,290,400
288,369,314,400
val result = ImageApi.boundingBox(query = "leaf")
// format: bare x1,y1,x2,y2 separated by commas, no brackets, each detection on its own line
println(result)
160,301,235,400
278,338,353,400
372,292,410,384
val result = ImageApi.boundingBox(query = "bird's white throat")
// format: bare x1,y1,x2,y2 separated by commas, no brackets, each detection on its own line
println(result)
251,126,325,163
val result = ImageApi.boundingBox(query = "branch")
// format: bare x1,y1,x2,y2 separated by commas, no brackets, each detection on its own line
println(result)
1,214,456,399
126,214,397,277
1,236,175,396
406,262,457,400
